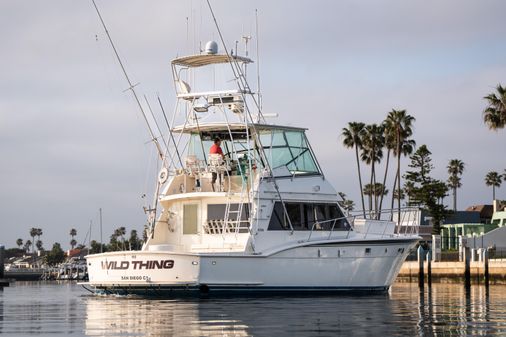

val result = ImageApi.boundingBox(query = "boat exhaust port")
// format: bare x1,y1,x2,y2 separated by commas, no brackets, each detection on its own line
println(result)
199,284,210,293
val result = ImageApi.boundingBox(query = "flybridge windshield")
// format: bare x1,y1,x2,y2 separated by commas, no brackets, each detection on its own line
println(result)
258,129,320,176
186,128,320,176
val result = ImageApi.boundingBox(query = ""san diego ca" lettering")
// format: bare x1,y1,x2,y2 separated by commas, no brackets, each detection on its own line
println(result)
101,260,174,270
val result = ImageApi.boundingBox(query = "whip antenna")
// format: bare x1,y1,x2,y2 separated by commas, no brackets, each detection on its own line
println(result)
91,0,164,160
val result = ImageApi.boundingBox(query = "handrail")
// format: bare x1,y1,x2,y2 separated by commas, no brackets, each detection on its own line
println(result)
307,215,354,242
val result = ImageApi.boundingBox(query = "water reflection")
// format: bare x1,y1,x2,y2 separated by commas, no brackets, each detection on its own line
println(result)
1,282,506,336
83,284,506,337
84,293,400,336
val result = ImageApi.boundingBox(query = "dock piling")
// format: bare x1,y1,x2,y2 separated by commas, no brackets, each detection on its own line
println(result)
417,245,425,288
484,248,490,287
464,247,471,289
426,249,432,286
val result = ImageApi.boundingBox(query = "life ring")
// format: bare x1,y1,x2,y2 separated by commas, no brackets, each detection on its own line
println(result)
158,168,169,184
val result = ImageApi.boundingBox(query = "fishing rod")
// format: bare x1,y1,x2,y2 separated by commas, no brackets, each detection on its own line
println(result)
157,95,184,168
91,0,164,160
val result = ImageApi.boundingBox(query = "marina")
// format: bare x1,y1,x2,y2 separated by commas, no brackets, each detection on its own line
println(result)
1,0,506,336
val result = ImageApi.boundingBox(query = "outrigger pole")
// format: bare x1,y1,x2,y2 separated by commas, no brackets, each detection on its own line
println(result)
91,0,164,160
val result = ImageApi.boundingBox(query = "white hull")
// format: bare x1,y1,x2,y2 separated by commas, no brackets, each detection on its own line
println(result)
85,237,417,294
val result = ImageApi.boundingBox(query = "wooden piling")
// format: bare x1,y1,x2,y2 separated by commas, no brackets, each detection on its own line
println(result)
426,249,432,286
484,248,489,287
464,247,471,289
418,246,425,288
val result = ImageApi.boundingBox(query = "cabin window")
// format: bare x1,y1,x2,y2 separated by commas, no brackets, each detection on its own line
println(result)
183,204,199,234
207,204,250,221
259,130,320,176
206,203,250,233
268,202,291,230
268,202,349,231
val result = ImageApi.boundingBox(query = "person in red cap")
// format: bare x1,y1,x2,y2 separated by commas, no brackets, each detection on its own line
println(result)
209,137,224,158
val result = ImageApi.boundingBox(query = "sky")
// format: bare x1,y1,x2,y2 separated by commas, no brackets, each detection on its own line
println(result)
1,0,505,250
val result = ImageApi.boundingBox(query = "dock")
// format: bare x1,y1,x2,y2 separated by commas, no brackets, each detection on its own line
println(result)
397,247,506,285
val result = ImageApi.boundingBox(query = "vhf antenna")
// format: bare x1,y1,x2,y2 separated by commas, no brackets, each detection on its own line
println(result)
91,0,164,160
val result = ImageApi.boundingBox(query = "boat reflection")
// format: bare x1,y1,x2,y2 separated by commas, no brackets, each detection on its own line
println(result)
83,283,504,337
83,292,405,336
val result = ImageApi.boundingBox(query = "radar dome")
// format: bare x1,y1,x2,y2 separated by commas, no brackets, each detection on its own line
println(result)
204,41,218,55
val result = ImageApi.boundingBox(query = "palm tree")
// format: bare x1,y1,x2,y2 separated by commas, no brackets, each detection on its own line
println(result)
341,122,366,217
447,159,465,212
24,240,32,253
29,228,38,254
36,228,43,244
363,183,389,214
16,238,23,249
70,239,77,250
483,84,506,130
385,109,415,222
361,124,385,216
378,118,396,214
114,227,127,250
69,228,77,244
36,240,43,252
342,200,355,216
485,171,502,200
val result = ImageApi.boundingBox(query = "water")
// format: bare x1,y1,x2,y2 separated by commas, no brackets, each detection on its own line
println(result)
1,282,506,336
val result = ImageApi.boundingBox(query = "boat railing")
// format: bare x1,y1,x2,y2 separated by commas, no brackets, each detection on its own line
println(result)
306,216,355,242
350,207,421,237
305,207,421,242
164,156,252,195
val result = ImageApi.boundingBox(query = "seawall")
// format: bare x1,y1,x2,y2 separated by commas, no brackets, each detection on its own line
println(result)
398,259,506,284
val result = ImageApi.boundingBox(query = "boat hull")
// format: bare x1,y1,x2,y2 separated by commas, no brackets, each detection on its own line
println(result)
85,238,418,296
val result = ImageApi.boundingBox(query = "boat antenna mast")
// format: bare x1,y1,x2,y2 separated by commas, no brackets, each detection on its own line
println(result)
91,0,164,160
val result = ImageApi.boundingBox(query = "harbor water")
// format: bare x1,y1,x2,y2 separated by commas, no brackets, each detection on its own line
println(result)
1,282,506,336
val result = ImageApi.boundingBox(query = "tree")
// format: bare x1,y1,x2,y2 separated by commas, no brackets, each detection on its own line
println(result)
36,240,43,252
36,228,43,252
363,183,388,215
90,240,107,254
404,145,449,234
16,238,23,249
115,227,127,250
129,230,142,250
378,117,396,215
29,228,38,254
447,159,465,212
360,124,385,216
384,109,415,222
341,122,367,217
485,171,502,200
23,240,32,253
70,239,77,250
483,84,506,130
45,243,65,266
403,181,415,204
70,228,77,240
338,192,355,216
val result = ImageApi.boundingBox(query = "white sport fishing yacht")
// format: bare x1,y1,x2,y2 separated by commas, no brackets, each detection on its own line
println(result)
84,11,420,295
